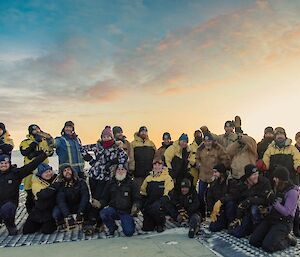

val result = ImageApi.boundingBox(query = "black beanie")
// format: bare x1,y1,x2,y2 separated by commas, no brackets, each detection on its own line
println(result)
139,126,148,133
28,124,40,135
162,132,171,140
264,126,274,134
0,122,5,131
243,164,258,180
273,166,290,181
213,164,227,174
180,178,191,189
0,123,6,134
224,120,235,128
113,126,123,136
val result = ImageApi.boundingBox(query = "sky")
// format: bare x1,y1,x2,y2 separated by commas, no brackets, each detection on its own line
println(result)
1,0,300,147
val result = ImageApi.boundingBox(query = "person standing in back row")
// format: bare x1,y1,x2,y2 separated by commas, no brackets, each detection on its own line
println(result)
55,121,85,178
129,126,156,189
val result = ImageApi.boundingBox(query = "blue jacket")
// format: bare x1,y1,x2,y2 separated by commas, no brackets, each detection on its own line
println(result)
55,134,84,173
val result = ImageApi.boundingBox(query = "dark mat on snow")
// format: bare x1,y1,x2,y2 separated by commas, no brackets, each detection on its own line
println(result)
197,225,300,257
1,193,300,257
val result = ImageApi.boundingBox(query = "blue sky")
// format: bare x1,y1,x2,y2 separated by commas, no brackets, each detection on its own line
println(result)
1,0,300,145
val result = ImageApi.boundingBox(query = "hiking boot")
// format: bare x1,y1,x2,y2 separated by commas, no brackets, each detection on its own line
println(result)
287,234,297,247
83,225,94,236
7,225,17,236
188,228,195,238
156,225,164,233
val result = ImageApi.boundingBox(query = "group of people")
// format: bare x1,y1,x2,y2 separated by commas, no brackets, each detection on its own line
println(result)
0,118,300,253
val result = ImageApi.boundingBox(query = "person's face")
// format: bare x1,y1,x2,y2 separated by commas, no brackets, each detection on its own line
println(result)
42,169,54,180
0,128,3,136
181,187,190,195
225,126,234,134
204,140,212,149
194,132,202,139
163,138,171,145
115,167,127,181
213,170,221,179
0,160,10,172
116,167,127,176
275,133,285,142
139,131,148,139
264,132,274,139
153,161,163,174
296,137,300,146
63,167,73,179
115,132,123,140
64,126,74,135
102,135,112,142
248,172,259,185
273,177,279,187
179,140,188,148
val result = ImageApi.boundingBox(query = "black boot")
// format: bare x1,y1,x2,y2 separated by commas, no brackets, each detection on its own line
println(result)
156,225,164,233
293,208,300,237
6,225,17,236
188,228,195,238
287,234,297,247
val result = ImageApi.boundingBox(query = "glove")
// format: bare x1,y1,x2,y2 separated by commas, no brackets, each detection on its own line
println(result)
228,218,241,230
130,204,139,216
238,199,251,210
177,208,188,223
234,116,241,128
256,159,267,172
91,198,101,209
34,134,43,143
82,153,93,162
65,215,76,230
210,200,222,222
297,166,300,174
266,191,275,204
76,213,84,224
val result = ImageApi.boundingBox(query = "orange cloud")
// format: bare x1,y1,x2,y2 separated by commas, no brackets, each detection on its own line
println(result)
85,80,123,102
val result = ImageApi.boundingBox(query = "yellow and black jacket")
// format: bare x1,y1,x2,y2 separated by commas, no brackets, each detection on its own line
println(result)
30,174,58,222
0,130,14,157
129,133,156,178
263,139,300,184
164,140,190,180
19,135,51,190
140,168,174,206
